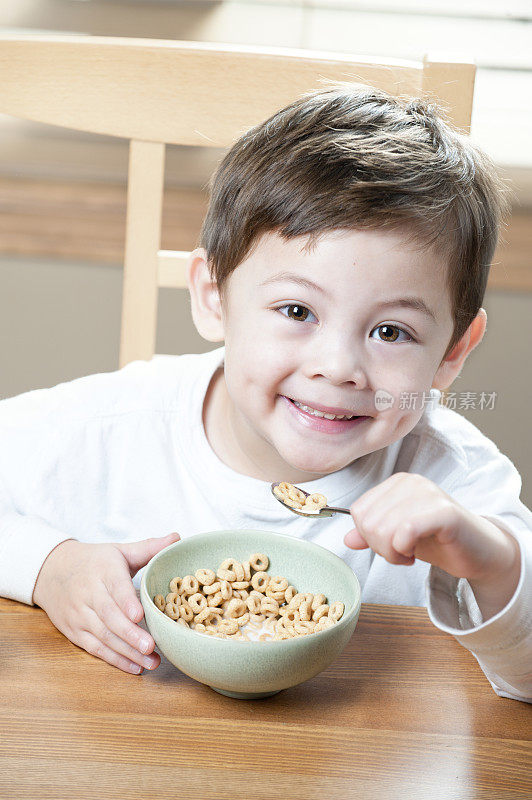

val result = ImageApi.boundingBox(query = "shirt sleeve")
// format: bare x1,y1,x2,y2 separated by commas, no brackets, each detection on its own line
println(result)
0,360,160,606
0,376,104,606
0,471,74,604
425,439,532,703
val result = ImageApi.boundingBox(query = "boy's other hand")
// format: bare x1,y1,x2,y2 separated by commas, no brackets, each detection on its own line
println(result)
344,473,521,618
32,531,181,674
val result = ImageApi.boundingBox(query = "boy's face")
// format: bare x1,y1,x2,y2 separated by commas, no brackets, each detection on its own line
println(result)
194,228,477,483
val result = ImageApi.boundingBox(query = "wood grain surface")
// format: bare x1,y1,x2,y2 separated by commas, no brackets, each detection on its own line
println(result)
1,597,530,800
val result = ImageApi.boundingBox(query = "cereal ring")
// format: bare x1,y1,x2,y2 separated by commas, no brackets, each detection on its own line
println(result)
181,575,199,595
251,572,269,592
195,606,223,625
275,617,292,634
204,613,222,631
241,561,252,581
299,600,312,622
195,568,216,586
307,493,327,509
274,630,293,640
231,581,250,590
187,593,208,614
283,608,299,626
225,598,247,618
269,577,288,593
261,597,279,615
294,621,314,636
249,553,269,572
316,617,334,631
249,613,265,624
273,482,291,499
220,559,245,581
286,484,306,504
246,595,261,614
178,602,194,622
194,623,207,633
153,594,166,611
218,580,232,600
285,497,304,510
287,593,306,610
329,601,344,621
207,591,224,607
177,618,189,628
169,576,182,594
285,585,297,603
265,587,286,602
312,604,330,622
217,568,236,582
164,602,181,620
218,619,239,635
301,502,321,513
311,593,327,611
165,592,181,605
235,589,249,601
235,612,250,627
203,581,222,595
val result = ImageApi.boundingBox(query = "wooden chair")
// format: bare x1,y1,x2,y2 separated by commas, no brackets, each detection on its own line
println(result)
0,35,476,368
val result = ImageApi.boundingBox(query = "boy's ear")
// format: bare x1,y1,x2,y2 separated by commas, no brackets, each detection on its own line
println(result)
432,308,487,391
186,247,225,342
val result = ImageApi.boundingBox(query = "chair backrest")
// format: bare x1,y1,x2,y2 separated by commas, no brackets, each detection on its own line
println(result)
0,35,476,368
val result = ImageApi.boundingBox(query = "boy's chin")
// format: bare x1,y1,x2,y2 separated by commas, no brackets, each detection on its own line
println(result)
278,450,352,479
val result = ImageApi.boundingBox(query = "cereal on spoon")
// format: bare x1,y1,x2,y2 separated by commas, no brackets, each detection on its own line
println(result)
273,482,328,514
153,552,344,641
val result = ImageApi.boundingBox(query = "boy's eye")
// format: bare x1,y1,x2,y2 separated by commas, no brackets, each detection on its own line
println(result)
371,324,412,343
277,304,317,323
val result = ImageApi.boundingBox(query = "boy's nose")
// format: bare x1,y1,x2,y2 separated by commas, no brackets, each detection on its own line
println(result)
307,344,368,389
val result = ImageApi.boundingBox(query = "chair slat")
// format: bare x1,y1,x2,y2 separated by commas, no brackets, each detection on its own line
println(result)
119,140,165,368
422,56,476,134
0,35,425,145
158,251,190,289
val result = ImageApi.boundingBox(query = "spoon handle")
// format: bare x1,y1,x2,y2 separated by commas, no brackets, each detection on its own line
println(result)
326,506,351,515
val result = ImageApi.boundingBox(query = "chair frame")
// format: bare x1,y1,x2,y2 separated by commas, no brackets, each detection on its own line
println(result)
0,35,476,367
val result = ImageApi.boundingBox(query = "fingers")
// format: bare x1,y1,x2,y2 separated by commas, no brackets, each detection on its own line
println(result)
118,531,181,575
344,528,369,550
76,630,148,675
97,588,155,655
66,574,160,673
346,475,430,565
107,572,145,624
85,605,161,672
345,475,457,566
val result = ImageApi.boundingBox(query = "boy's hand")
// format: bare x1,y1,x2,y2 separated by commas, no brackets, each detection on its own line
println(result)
32,532,180,674
344,473,521,618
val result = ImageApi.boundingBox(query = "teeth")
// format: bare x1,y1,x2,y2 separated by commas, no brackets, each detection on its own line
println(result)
292,399,355,420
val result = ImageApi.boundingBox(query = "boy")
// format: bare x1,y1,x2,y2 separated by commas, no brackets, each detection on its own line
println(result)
0,85,530,700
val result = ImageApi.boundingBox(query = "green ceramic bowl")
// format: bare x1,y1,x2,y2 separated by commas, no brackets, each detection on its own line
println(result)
140,529,361,699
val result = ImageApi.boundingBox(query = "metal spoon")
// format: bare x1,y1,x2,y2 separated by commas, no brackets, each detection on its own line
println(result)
270,482,351,518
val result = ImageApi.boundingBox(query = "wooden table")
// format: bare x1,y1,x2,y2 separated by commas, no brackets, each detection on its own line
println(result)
1,597,530,800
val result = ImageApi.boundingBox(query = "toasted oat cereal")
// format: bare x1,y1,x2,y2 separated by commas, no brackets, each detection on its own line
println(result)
154,551,345,641
274,483,329,514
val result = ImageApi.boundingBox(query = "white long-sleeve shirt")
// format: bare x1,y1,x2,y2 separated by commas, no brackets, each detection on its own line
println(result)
0,346,530,701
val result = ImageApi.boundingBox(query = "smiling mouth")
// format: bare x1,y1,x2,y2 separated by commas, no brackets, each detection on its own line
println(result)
284,397,365,420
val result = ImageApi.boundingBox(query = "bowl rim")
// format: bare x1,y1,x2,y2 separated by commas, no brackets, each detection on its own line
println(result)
140,528,362,646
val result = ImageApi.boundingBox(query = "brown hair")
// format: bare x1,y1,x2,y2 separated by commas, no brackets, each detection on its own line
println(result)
199,82,512,359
